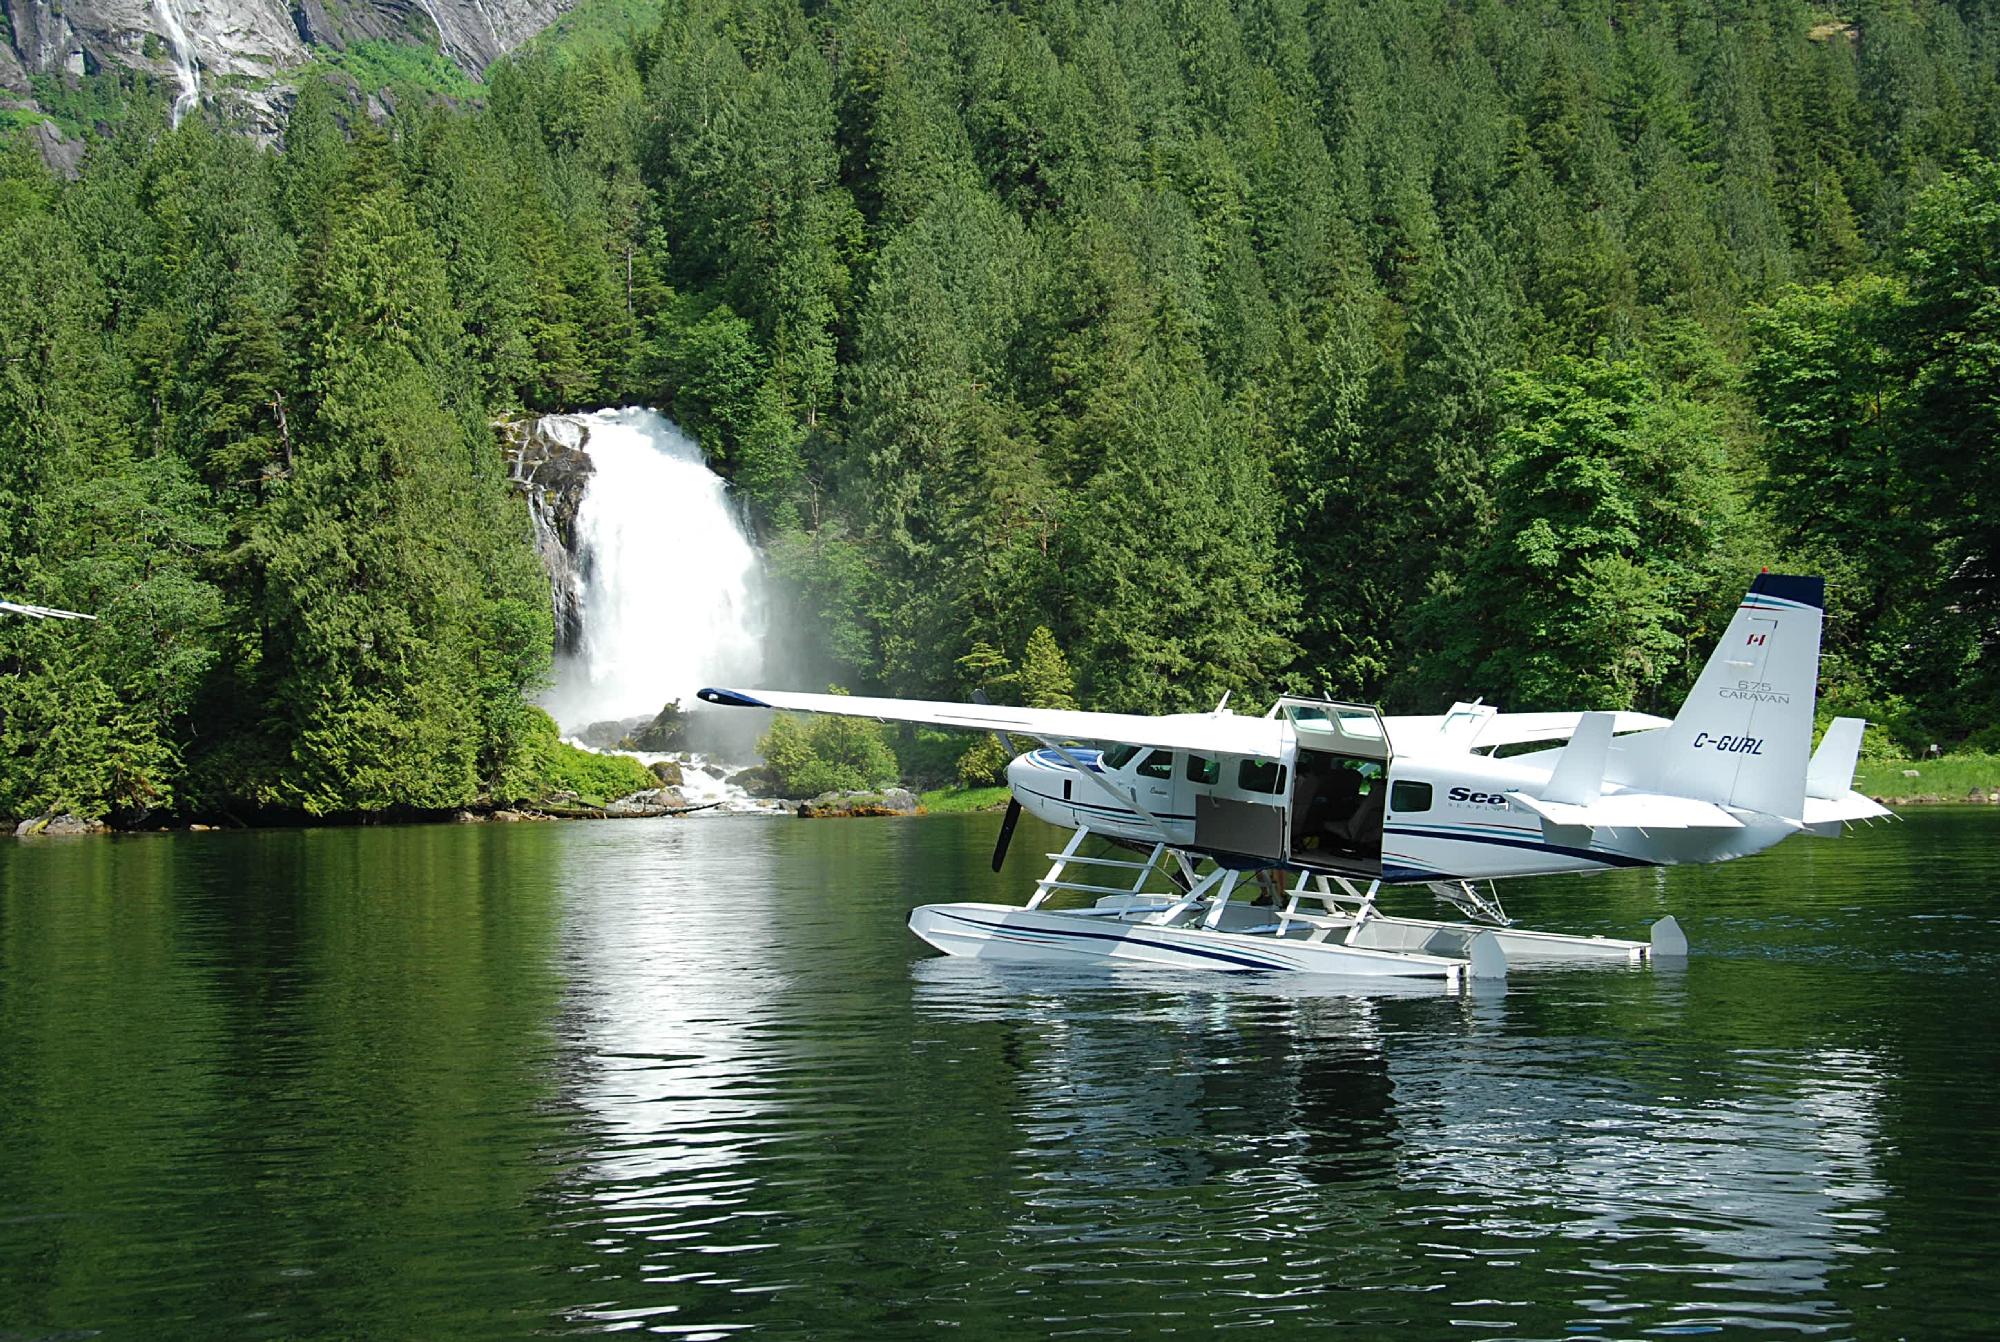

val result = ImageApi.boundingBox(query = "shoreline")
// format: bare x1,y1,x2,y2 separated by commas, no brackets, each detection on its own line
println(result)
10,790,1993,840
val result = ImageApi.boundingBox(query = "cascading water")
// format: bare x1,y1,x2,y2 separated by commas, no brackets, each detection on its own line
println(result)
152,0,201,127
540,408,768,734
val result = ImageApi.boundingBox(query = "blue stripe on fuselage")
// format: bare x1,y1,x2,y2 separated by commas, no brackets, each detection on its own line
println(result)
1382,823,1656,871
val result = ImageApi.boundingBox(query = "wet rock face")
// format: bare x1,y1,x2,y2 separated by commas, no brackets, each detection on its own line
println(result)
1,0,572,137
500,415,595,654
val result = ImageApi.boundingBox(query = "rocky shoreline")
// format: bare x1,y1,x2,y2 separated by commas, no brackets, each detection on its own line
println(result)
10,786,929,837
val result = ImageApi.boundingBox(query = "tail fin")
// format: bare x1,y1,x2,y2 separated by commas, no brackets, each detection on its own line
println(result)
1621,574,1824,820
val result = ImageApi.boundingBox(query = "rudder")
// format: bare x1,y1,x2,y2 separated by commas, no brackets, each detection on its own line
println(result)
1624,573,1824,821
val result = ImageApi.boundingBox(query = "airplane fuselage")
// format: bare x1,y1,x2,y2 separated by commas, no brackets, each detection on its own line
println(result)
1005,736,1793,885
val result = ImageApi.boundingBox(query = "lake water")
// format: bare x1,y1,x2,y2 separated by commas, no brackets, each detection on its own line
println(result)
2,808,1996,1339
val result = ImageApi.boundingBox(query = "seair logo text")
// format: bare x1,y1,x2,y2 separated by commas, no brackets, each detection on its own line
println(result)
1690,732,1764,756
1447,786,1509,807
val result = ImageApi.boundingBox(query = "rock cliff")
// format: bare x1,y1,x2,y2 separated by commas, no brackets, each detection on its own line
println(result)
1,0,571,138
500,413,595,655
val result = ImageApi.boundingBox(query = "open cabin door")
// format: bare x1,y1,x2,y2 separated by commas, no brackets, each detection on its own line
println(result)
1279,698,1392,875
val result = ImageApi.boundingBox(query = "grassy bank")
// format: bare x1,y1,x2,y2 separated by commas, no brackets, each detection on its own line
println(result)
1856,754,2000,801
918,785,1012,814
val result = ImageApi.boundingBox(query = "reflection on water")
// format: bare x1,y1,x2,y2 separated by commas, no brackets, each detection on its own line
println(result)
0,809,1994,1338
908,956,1888,1335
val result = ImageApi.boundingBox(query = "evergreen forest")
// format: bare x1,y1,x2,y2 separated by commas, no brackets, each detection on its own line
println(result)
1,0,1996,824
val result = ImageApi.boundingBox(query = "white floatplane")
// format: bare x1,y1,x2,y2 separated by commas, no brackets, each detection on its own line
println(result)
700,574,1891,984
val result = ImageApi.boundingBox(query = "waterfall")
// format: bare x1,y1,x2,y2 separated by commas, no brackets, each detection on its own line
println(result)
540,408,768,734
152,0,201,127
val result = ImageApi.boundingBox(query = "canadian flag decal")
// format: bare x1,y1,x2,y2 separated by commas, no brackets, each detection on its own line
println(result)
1746,633,1767,646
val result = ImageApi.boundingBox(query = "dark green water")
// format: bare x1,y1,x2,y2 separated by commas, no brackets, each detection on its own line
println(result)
2,809,1996,1340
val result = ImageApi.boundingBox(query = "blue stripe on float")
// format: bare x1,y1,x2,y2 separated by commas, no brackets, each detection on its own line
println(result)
932,909,1299,972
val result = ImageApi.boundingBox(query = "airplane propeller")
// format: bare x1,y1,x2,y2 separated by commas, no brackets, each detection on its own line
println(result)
970,688,1028,872
991,797,1023,872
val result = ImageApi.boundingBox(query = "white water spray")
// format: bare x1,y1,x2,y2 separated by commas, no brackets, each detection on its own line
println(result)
542,408,768,732
152,0,201,127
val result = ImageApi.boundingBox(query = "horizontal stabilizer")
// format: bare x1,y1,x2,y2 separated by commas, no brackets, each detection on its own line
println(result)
1510,791,1745,830
1803,792,1894,826
1807,718,1867,799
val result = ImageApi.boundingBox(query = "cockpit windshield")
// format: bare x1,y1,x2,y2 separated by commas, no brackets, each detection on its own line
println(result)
1101,743,1142,770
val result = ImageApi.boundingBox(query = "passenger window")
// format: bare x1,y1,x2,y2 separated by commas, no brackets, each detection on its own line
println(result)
1185,754,1221,785
1102,744,1141,770
1238,759,1286,794
1137,750,1175,780
1391,780,1433,813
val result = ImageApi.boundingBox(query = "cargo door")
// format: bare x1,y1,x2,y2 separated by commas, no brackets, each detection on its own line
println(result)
1278,699,1392,874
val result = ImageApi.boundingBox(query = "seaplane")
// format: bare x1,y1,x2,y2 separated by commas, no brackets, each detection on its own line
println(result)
700,573,1892,985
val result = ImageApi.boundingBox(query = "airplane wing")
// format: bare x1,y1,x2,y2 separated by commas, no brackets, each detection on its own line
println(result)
698,687,1289,758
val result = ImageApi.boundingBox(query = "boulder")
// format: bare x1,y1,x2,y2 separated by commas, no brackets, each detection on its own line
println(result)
650,759,685,787
796,788,920,819
729,764,789,797
623,701,689,752
577,716,647,750
604,788,689,817
14,813,109,837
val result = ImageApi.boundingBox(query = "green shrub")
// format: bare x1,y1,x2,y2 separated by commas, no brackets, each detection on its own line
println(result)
757,700,899,797
505,707,656,804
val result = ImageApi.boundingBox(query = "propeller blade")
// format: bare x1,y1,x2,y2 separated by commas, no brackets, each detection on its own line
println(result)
991,797,1023,872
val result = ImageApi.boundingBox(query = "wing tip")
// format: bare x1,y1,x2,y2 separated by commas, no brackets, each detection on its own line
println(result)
697,687,771,709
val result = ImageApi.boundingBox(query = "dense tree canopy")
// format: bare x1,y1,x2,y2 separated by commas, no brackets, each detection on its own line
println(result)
2,0,1996,820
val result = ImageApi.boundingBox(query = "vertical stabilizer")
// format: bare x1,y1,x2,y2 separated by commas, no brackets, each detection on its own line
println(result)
1807,718,1868,799
1630,574,1824,821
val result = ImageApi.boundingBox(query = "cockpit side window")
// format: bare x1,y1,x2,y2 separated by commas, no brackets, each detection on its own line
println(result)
1102,744,1141,770
1137,750,1175,779
1238,759,1286,794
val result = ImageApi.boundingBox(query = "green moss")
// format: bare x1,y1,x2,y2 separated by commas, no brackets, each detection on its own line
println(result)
917,785,1013,814
0,109,54,133
306,39,479,102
